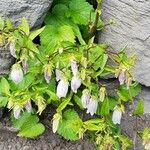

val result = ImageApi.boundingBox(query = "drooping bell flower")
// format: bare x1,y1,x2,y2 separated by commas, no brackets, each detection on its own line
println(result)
71,75,81,93
81,89,90,108
99,87,106,102
44,64,52,84
25,101,32,113
9,42,17,58
112,107,122,125
118,69,126,85
56,79,69,98
52,113,61,133
10,63,23,84
71,59,78,76
22,59,28,74
13,106,21,119
86,96,98,116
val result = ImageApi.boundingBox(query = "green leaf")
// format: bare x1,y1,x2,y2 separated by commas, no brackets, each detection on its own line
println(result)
73,94,84,110
0,97,8,107
40,25,75,54
133,100,144,115
56,97,71,112
27,38,39,53
0,17,4,30
29,26,45,40
12,112,33,129
100,97,110,116
18,123,45,138
68,0,94,25
18,17,30,35
6,18,13,30
0,77,10,95
57,109,83,140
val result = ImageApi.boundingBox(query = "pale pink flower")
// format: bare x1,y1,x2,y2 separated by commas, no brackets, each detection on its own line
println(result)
10,64,23,84
71,76,81,93
112,107,122,124
24,101,32,112
86,96,98,116
71,60,78,76
57,79,69,98
118,69,126,85
13,106,21,119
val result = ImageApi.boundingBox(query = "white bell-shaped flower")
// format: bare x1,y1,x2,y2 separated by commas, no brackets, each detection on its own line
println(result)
57,79,69,98
71,75,81,93
13,106,21,119
81,89,90,108
86,96,98,116
24,101,32,113
10,63,23,84
112,107,122,124
71,60,78,76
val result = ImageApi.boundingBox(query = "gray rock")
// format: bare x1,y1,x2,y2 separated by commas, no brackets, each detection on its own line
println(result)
99,0,150,86
0,0,53,28
0,0,53,74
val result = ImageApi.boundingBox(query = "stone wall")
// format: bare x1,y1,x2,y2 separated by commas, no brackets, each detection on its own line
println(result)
99,0,150,87
0,0,53,74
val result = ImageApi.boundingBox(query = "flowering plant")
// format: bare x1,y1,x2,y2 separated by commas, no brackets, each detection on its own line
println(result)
0,0,146,149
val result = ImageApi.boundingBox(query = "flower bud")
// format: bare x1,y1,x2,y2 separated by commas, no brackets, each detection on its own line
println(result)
10,63,23,84
86,96,98,116
13,106,21,119
71,75,81,93
118,69,126,85
44,64,52,83
52,113,61,133
58,47,64,54
55,69,63,81
99,87,106,102
112,107,122,124
143,140,150,150
81,89,90,108
25,101,32,112
36,96,46,115
57,79,69,98
9,42,17,58
22,59,28,74
71,59,78,76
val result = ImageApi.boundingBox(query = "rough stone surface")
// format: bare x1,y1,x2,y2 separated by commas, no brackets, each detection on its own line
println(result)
0,0,53,28
0,0,53,74
99,0,150,86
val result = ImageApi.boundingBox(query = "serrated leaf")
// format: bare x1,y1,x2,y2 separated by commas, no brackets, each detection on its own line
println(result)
134,100,144,115
57,109,83,141
68,0,94,25
6,18,13,30
29,26,45,40
18,123,45,138
0,77,10,95
18,17,30,35
40,25,75,54
0,17,4,30
56,97,71,112
0,97,8,107
100,97,110,116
